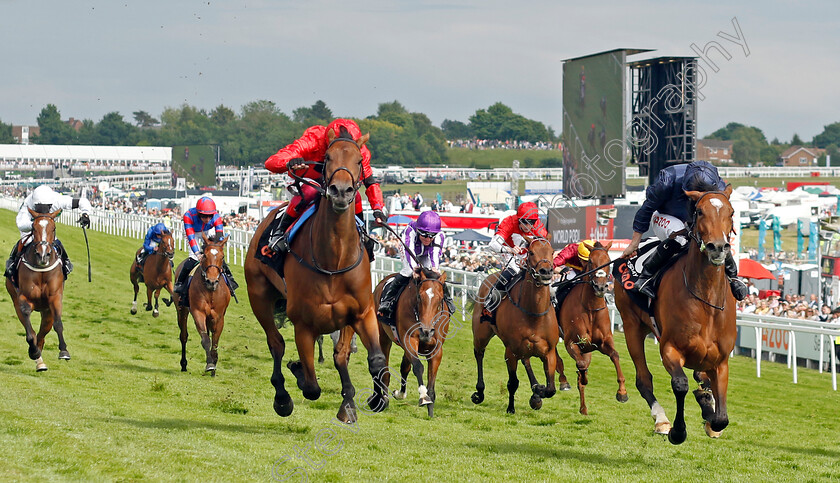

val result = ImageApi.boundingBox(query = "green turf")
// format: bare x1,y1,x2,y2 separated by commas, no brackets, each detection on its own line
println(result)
445,148,561,169
1,208,839,481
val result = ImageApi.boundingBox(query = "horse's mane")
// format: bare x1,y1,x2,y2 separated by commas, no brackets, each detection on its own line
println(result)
337,125,354,140
418,267,442,280
203,233,226,245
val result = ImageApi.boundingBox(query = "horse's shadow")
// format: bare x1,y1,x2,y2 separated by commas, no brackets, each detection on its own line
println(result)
466,442,655,468
98,416,309,436
110,362,182,375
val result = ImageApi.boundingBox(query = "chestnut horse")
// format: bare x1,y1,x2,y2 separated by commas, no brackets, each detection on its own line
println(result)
244,127,388,423
173,233,231,375
373,268,451,417
130,230,175,317
555,240,628,415
471,237,567,413
614,186,737,444
5,209,69,372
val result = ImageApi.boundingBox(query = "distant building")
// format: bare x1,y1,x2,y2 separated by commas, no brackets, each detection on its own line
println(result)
779,145,826,167
0,144,171,172
696,139,734,164
66,117,84,131
11,125,40,145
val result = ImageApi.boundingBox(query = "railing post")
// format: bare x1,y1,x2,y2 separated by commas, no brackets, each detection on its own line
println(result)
755,326,762,378
790,331,798,384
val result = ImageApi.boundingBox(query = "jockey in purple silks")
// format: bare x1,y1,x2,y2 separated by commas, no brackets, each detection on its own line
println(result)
378,211,447,323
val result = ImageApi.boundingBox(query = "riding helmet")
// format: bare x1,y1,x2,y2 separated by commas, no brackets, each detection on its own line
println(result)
196,196,217,215
517,202,540,220
577,240,594,261
682,161,722,192
413,210,442,234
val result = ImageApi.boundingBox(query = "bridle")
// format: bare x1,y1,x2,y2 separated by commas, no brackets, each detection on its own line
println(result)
684,191,732,311
25,213,58,266
524,238,554,287
580,245,609,312
412,276,450,324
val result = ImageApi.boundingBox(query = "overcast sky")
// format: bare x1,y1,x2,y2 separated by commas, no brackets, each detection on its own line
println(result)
2,0,837,142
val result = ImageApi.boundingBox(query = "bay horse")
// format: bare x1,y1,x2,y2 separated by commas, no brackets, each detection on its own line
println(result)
130,230,175,317
471,237,567,413
173,233,231,375
373,268,451,417
555,240,628,415
4,209,69,372
244,127,388,423
614,185,737,444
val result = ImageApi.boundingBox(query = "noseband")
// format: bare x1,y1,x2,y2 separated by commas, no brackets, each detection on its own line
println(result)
526,239,554,287
583,246,610,293
413,277,449,324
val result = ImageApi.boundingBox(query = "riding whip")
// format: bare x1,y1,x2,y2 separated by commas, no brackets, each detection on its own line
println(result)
82,225,92,282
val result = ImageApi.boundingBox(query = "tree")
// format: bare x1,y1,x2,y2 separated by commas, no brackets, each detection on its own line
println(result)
468,102,554,142
790,133,804,146
0,119,13,143
132,110,159,127
292,100,333,126
441,119,472,139
814,122,840,149
707,122,770,166
34,104,76,144
94,112,137,145
210,105,236,127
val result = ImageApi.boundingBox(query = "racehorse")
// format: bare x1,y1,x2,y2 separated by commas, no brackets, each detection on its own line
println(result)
173,233,231,375
614,186,737,444
130,230,175,317
373,268,451,417
244,127,388,423
555,240,628,415
5,209,69,372
471,236,568,413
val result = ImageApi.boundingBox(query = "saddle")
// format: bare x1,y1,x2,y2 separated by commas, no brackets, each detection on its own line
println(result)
480,270,525,326
255,203,318,278
612,239,685,315
552,279,584,311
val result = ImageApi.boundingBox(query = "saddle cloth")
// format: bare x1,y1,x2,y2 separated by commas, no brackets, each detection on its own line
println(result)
612,238,685,315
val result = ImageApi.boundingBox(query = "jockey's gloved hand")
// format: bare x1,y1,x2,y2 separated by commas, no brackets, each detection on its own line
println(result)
78,213,90,228
288,158,307,171
373,210,386,225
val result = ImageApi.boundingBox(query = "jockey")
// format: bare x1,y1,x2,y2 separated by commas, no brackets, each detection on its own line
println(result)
5,185,91,284
378,211,445,323
136,222,171,267
264,118,386,253
484,201,547,311
553,240,593,281
173,196,239,297
620,160,747,300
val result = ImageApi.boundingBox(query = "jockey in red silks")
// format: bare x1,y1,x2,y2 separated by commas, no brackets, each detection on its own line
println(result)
552,240,593,281
264,118,386,253
483,201,547,311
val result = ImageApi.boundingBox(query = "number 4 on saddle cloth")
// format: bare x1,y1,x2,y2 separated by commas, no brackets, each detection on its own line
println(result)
612,238,685,316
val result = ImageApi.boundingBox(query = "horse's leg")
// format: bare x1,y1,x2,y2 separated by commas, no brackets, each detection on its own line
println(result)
704,361,730,436
504,348,519,414
249,287,293,417
624,314,671,434
334,327,358,424
576,349,593,415
471,314,494,404
145,285,154,311
34,309,55,371
289,327,321,400
49,295,70,360
130,273,139,314
404,339,431,409
317,335,325,364
190,310,214,374
554,347,572,391
426,347,443,418
521,359,543,411
177,306,189,371
661,343,689,445
12,291,40,360
600,336,629,403
393,352,410,400
152,288,162,317
162,280,174,307
207,315,224,376
350,313,389,412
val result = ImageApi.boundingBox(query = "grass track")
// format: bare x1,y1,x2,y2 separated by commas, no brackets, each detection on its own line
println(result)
1,209,840,481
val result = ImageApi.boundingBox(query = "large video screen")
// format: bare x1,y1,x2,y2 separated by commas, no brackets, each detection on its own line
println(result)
562,50,626,198
171,145,217,188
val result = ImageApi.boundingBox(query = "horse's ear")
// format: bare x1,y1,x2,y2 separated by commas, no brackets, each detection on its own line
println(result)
684,190,703,201
220,234,229,247
327,127,337,143
49,209,61,219
202,232,210,246
583,240,594,250
522,235,533,246
357,132,370,147
27,207,38,218
723,184,733,198
604,240,613,250
439,270,447,282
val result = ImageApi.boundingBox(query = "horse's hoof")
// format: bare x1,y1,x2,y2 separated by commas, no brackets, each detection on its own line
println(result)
58,351,71,360
419,395,433,406
529,394,543,411
153,310,159,318
654,421,672,435
287,360,303,379
668,428,687,445
392,390,406,400
367,394,389,412
35,357,48,372
205,364,216,374
704,421,722,439
180,367,187,372
506,407,516,415
558,381,572,391
274,394,294,417
145,304,153,312
336,402,357,424
130,308,137,315
579,407,588,415
471,392,484,404
616,392,629,403
29,346,41,361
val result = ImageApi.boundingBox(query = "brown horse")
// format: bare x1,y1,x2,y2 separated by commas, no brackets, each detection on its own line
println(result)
614,186,737,444
244,127,388,423
5,209,69,372
555,240,628,415
130,230,175,317
471,237,568,413
173,233,231,375
373,268,451,417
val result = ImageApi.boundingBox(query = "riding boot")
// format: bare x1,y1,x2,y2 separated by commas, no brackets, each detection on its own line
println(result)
485,267,517,312
636,239,681,299
378,274,410,322
725,252,748,301
136,249,146,266
174,257,199,296
267,210,297,253
4,240,21,282
53,239,72,277
222,262,239,292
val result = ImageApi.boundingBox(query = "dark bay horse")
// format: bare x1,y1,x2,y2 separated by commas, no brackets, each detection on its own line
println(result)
244,127,388,423
130,230,175,317
614,186,737,444
173,233,231,375
5,209,69,372
555,240,628,415
471,237,567,413
373,268,451,417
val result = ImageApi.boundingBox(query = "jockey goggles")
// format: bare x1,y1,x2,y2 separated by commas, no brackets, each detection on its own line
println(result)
417,229,436,238
519,218,536,226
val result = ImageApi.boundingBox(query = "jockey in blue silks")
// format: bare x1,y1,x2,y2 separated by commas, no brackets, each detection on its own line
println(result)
620,160,747,301
137,222,170,266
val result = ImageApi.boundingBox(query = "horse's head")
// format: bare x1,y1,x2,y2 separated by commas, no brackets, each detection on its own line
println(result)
323,126,369,213
686,185,735,266
524,236,554,286
583,240,612,297
159,230,175,260
200,233,228,291
27,207,60,267
414,268,448,345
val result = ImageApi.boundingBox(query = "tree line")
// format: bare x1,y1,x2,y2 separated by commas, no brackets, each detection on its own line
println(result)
0,100,557,167
705,121,840,167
